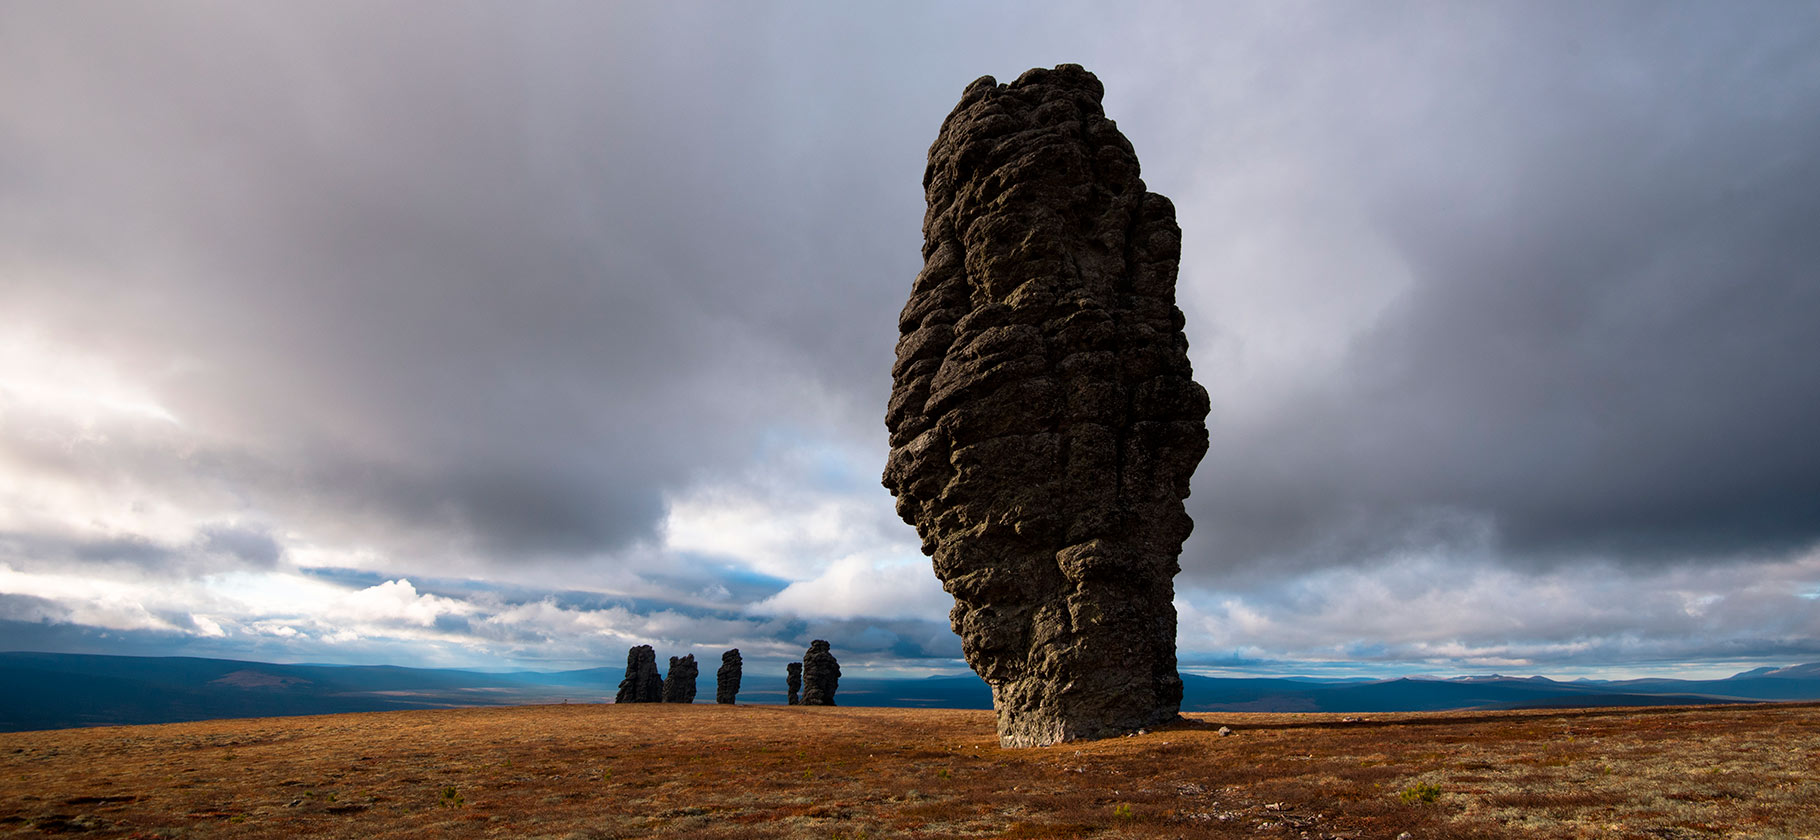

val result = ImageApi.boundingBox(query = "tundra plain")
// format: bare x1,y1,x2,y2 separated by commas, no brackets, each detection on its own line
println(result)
3,702,1816,839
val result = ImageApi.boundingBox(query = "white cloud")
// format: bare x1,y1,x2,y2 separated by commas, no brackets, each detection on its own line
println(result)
663,474,906,582
659,433,931,620
189,613,225,637
1175,546,1820,670
334,579,470,628
749,554,950,622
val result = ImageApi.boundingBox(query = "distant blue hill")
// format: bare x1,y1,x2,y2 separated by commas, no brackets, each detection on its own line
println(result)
4,651,1817,732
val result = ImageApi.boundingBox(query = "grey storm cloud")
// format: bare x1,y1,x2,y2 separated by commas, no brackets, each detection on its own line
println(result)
1160,3,1820,580
0,1,955,565
2,1,1817,671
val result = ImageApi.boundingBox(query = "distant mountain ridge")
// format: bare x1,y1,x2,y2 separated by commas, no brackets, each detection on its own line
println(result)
4,651,1818,732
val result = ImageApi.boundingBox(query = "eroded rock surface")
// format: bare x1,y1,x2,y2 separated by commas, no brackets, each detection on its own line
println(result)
662,654,698,703
786,662,802,705
716,649,742,704
800,640,841,706
615,645,664,704
882,64,1209,747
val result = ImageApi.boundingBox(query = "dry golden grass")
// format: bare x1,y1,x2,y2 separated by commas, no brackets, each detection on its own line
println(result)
3,701,1817,838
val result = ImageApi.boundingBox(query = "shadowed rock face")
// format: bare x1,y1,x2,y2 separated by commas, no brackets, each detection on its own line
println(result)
662,654,698,703
882,64,1210,747
786,662,802,705
716,649,742,704
615,645,664,704
800,640,841,706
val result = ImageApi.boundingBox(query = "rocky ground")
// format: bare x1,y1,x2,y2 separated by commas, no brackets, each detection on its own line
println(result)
2,702,1815,838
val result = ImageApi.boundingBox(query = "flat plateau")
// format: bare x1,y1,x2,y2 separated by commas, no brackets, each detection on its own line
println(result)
3,702,1815,838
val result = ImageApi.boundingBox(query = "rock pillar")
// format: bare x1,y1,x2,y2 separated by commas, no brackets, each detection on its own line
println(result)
662,654,698,703
882,64,1209,746
800,640,841,706
614,644,664,703
716,649,742,704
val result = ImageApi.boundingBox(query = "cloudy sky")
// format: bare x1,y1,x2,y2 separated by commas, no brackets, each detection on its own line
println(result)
3,1,1818,681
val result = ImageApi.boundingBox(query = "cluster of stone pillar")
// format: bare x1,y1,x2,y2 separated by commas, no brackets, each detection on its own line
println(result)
787,640,840,706
613,641,838,706
615,646,742,704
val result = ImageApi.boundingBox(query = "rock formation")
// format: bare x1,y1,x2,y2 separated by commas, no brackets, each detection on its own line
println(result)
615,645,664,703
716,649,742,704
882,64,1210,747
786,662,802,705
799,640,841,706
662,654,698,703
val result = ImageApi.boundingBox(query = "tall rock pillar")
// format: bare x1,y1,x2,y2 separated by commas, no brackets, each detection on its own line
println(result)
615,645,664,703
799,640,841,706
883,65,1209,747
662,654,698,703
716,649,742,704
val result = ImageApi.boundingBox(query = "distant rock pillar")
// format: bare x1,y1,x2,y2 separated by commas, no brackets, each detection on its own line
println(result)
786,662,802,705
662,654,698,703
800,639,841,706
716,649,742,704
615,645,664,703
882,65,1210,746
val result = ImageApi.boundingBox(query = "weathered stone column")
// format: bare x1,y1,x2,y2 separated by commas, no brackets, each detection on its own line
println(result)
786,662,802,705
799,640,841,706
662,654,698,703
614,644,664,703
716,649,742,704
883,64,1209,747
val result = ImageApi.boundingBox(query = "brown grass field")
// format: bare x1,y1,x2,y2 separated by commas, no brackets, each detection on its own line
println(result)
2,702,1816,839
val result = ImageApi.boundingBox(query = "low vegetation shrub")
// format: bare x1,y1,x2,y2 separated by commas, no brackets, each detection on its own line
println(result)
1399,782,1442,804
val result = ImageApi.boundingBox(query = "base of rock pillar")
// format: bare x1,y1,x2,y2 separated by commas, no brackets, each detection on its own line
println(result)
990,681,1182,748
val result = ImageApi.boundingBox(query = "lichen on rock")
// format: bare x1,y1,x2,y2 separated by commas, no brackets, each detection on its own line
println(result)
883,64,1209,747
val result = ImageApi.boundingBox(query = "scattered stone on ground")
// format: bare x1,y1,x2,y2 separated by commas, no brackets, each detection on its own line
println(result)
614,645,664,703
882,63,1209,747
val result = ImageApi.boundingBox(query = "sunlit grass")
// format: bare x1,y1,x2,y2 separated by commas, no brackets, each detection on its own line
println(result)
1,701,1816,838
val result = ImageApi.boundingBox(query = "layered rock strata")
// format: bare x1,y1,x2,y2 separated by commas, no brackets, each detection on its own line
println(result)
799,640,841,706
615,645,664,703
786,662,802,705
662,654,698,703
716,649,742,704
882,64,1210,747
